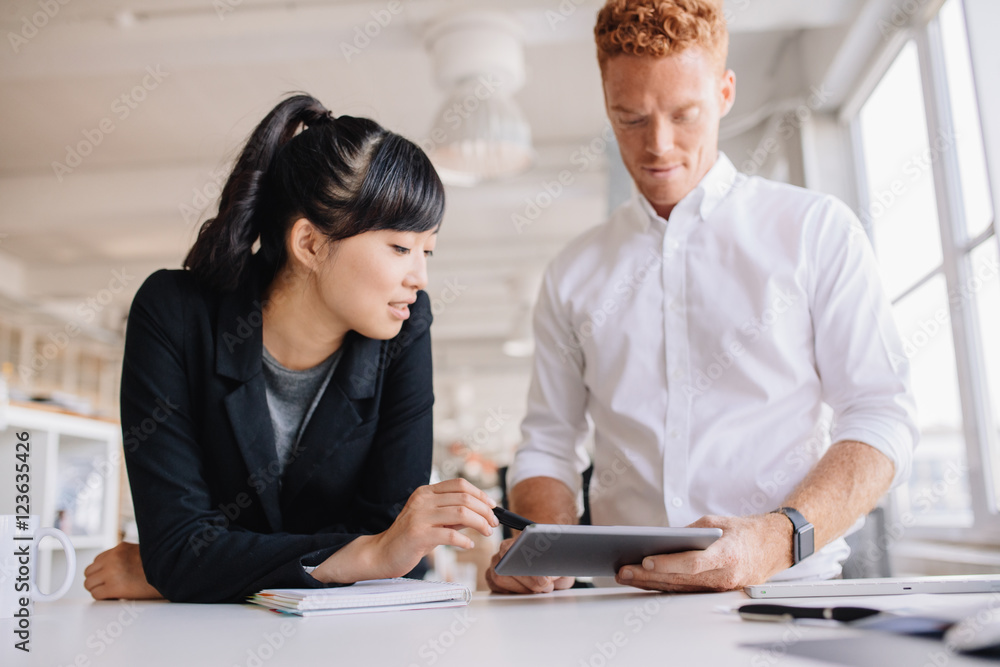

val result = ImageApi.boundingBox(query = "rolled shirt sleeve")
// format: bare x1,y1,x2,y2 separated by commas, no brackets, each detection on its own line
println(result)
507,267,592,506
809,197,919,488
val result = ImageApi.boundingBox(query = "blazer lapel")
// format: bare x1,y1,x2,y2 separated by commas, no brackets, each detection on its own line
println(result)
223,379,283,531
280,331,381,507
215,283,284,532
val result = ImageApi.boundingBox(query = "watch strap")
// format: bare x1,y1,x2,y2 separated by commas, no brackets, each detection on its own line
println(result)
772,507,815,564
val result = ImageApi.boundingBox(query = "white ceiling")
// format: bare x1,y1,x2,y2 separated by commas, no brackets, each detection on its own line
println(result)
0,0,876,438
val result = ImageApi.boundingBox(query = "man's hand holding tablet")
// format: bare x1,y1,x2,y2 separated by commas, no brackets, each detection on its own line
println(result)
614,514,794,593
485,477,580,595
485,504,722,593
486,536,578,594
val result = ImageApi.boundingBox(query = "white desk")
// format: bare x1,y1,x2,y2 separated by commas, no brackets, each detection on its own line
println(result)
3,587,998,666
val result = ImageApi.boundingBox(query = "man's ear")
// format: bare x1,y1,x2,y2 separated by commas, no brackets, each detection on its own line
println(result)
720,69,736,118
287,218,324,272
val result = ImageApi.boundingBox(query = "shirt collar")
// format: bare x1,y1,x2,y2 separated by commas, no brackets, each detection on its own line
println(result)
632,152,739,230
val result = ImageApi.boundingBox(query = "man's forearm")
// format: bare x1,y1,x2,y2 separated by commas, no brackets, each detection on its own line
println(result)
782,440,895,551
509,476,579,526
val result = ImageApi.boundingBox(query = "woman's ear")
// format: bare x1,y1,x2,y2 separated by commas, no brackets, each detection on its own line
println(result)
287,218,324,272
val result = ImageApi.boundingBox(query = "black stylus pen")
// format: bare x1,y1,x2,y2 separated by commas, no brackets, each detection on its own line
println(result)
738,603,881,623
492,507,535,531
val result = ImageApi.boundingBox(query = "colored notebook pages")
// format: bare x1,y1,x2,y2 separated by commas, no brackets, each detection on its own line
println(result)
248,578,472,616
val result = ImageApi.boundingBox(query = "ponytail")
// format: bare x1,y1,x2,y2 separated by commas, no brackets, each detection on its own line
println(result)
184,93,445,294
184,95,335,292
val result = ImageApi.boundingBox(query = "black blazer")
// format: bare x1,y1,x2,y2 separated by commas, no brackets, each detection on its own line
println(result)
120,268,433,602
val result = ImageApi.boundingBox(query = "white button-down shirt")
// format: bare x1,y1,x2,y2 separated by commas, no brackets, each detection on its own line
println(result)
508,153,918,581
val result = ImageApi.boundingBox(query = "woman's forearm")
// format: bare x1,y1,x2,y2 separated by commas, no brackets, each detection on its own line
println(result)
311,534,384,584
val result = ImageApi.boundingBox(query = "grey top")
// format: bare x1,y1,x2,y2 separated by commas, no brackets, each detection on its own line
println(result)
261,345,342,480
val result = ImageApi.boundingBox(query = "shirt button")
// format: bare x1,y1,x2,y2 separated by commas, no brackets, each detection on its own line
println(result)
670,301,683,313
669,429,680,439
672,497,683,508
672,369,684,380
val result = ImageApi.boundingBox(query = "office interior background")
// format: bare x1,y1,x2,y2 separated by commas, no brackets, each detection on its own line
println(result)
0,0,998,594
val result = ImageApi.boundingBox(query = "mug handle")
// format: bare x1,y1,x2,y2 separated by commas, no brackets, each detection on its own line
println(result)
33,527,77,602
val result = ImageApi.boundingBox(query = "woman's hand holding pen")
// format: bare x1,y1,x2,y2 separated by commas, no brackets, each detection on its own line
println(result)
372,478,499,573
312,478,499,584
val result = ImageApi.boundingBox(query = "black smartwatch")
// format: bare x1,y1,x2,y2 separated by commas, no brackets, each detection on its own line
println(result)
772,507,814,564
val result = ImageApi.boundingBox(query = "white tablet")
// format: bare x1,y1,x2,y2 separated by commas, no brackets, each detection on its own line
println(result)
493,524,723,578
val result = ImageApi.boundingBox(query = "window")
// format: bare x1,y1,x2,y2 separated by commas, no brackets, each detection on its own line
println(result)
853,0,998,537
939,0,994,243
858,42,943,303
971,240,1000,508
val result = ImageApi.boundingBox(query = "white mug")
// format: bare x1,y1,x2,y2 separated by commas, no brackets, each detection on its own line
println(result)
1,515,76,618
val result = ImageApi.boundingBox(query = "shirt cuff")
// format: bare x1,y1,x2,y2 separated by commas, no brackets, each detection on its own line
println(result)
506,449,585,503
832,420,915,490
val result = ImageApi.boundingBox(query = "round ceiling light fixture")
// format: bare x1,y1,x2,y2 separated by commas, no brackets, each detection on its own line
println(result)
424,11,535,186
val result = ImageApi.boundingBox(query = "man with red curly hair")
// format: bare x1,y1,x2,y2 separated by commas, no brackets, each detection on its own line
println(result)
488,0,916,594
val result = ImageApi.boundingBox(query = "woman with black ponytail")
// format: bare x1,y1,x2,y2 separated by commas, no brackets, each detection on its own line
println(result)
82,94,500,603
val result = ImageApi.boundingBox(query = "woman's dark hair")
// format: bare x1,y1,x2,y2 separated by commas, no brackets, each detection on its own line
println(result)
184,94,445,292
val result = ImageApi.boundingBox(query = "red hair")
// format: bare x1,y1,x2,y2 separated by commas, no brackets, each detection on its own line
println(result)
594,0,728,71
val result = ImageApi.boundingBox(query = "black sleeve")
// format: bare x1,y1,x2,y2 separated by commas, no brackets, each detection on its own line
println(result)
121,271,359,603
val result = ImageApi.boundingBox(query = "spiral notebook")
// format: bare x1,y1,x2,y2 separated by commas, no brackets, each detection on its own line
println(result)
248,578,472,616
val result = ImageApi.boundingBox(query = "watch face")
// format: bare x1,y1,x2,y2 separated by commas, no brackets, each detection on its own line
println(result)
797,524,815,563
777,508,815,563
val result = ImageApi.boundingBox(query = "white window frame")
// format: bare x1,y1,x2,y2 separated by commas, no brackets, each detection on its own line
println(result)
846,0,1000,544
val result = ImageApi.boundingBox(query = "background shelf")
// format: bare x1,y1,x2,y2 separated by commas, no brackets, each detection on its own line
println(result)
0,404,122,600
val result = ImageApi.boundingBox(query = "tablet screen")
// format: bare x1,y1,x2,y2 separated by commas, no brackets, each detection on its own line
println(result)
494,524,722,578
